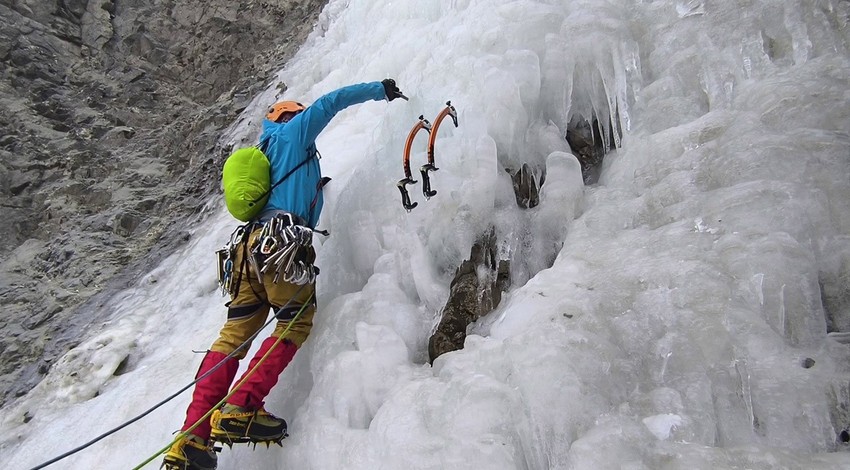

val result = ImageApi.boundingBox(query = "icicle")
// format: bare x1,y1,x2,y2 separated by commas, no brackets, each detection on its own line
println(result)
783,1,812,65
734,355,759,434
778,283,787,338
676,0,705,18
740,31,772,80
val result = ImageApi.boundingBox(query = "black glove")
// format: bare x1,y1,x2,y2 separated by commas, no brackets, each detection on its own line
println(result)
381,79,407,101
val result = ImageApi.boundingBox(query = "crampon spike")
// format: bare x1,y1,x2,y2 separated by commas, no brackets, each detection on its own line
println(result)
210,431,288,451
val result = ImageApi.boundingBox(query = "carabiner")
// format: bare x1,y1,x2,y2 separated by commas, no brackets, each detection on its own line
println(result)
260,236,277,255
230,226,246,246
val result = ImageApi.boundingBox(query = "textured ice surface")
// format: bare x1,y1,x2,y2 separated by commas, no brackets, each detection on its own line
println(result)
2,0,849,469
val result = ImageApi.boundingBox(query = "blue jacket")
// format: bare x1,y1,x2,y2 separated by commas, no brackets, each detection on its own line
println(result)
257,81,387,227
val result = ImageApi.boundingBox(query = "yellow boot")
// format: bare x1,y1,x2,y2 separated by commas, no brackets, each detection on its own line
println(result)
210,404,287,445
162,434,217,470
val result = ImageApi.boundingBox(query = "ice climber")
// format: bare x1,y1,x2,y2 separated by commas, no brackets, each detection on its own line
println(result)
163,79,407,470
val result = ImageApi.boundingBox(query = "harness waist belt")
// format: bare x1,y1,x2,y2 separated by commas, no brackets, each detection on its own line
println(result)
256,210,308,227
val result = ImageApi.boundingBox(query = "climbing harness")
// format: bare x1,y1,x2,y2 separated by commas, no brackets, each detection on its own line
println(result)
422,101,458,199
397,115,431,211
397,101,459,211
217,213,319,295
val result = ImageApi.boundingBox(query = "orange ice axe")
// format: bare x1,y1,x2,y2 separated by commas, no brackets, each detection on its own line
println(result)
397,115,431,211
421,101,458,199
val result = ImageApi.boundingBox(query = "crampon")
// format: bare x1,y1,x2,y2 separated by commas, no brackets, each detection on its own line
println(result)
210,432,288,449
209,405,289,449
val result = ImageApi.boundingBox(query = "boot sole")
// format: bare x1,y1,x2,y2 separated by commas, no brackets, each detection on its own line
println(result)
162,445,220,470
162,457,217,470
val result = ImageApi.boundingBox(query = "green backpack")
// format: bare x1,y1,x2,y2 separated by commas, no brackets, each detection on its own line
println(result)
222,139,316,222
222,146,271,222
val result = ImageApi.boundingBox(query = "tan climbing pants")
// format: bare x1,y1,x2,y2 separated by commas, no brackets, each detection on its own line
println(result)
210,227,316,358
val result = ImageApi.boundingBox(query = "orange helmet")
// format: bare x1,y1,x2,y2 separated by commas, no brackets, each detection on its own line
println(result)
266,101,306,122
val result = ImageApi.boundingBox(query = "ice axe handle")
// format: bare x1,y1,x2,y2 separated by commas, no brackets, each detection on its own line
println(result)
397,177,418,212
420,164,438,199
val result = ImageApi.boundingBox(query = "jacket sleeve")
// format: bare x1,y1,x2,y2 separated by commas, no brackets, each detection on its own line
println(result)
289,82,387,147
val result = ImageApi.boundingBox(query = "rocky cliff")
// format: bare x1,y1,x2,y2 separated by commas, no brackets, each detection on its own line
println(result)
0,0,326,406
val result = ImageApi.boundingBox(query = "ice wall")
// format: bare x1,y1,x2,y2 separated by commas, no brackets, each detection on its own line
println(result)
1,0,849,469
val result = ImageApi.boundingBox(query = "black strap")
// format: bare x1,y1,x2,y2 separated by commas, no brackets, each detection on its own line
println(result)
231,238,247,302
309,177,332,211
248,146,316,207
257,135,272,153
263,155,313,200
307,176,332,230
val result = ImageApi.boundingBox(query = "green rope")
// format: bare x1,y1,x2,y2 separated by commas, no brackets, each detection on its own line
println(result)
132,293,314,470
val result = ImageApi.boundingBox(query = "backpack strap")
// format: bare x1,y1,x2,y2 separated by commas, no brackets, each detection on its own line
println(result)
262,154,314,200
248,146,316,206
258,135,272,153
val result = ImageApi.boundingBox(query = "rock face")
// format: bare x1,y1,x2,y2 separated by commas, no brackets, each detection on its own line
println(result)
430,158,569,362
428,228,510,363
0,0,327,406
566,113,617,184
507,162,541,209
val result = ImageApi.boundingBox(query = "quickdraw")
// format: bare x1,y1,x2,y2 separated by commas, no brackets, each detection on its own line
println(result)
257,213,317,285
397,101,459,212
216,224,249,295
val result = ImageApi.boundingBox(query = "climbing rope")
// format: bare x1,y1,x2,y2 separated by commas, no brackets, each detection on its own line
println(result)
27,287,310,470
131,293,313,470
